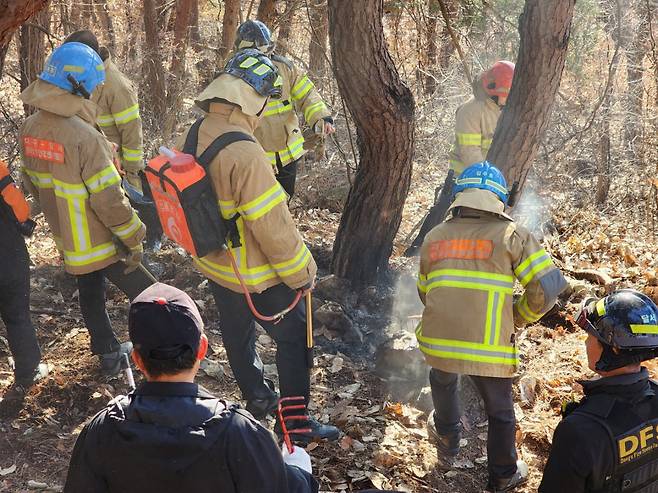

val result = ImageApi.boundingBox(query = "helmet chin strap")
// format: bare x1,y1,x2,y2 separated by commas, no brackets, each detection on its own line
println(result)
66,74,91,99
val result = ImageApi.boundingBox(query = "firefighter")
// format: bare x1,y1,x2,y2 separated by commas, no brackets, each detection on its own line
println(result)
405,61,515,256
0,160,44,395
180,49,338,442
19,42,154,375
416,162,567,491
540,290,658,493
233,20,335,198
64,283,319,493
63,30,164,254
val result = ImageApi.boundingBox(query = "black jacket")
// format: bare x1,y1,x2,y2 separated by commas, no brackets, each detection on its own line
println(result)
539,368,658,492
64,382,318,493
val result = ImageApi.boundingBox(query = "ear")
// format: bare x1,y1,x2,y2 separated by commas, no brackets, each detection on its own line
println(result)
197,334,209,361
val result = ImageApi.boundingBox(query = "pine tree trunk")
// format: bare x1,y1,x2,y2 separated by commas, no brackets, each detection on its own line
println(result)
19,2,50,105
257,0,278,26
219,0,240,59
276,0,293,55
486,0,576,194
0,0,50,76
142,0,167,120
308,0,327,83
94,0,116,54
190,0,201,51
328,0,415,286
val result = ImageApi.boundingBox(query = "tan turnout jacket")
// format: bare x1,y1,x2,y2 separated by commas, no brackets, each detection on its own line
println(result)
19,80,145,275
448,76,501,174
417,189,567,378
180,101,317,294
92,56,144,173
254,54,331,168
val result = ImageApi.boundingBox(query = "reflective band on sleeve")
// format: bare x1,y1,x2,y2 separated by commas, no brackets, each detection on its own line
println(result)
64,242,117,267
630,324,658,334
110,211,142,240
53,179,89,199
121,147,144,162
456,133,482,146
97,114,115,127
416,323,518,366
482,138,493,149
272,244,312,278
275,136,306,166
238,183,287,221
84,165,121,194
265,151,278,165
417,273,428,293
194,256,279,287
112,104,140,125
304,101,327,124
514,249,554,286
291,76,314,101
423,268,514,294
516,295,542,323
218,199,238,219
24,169,53,189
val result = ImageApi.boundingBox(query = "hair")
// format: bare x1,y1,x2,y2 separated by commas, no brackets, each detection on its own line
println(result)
136,345,197,378
63,30,101,57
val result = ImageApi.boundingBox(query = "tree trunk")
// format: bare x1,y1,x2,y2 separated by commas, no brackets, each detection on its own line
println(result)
19,2,50,113
123,0,139,61
257,0,278,26
308,0,328,85
219,0,240,60
190,0,201,51
0,0,50,76
486,0,576,194
142,0,167,120
277,0,297,55
424,0,456,95
94,0,116,54
328,0,415,286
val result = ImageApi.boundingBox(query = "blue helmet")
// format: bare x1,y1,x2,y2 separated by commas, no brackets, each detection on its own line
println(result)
453,161,509,204
39,42,105,98
223,49,282,98
235,20,274,53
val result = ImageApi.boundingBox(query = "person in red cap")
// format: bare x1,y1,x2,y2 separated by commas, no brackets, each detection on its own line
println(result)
63,282,318,493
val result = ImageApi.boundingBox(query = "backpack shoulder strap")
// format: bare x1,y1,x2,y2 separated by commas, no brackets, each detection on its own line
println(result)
182,117,205,156
197,131,256,169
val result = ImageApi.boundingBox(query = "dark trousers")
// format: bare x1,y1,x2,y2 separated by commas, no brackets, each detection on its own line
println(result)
430,367,517,480
132,201,163,250
77,261,154,355
210,281,310,403
0,234,41,382
275,157,299,198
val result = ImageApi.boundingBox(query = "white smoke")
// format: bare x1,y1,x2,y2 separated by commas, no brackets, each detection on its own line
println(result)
510,186,548,238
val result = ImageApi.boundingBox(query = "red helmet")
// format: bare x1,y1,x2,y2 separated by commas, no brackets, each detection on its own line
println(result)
482,61,515,104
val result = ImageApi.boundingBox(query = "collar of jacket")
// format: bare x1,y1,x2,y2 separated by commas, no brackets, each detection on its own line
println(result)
20,79,98,124
448,188,513,221
206,102,260,133
135,381,216,399
579,367,654,404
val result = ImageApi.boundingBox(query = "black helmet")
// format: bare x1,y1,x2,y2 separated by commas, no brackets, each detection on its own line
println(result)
577,289,658,371
235,20,274,53
222,49,282,99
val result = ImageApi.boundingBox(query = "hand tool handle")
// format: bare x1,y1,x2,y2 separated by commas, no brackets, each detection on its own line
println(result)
306,292,314,368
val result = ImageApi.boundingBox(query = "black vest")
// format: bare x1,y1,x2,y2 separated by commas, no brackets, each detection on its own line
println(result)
571,382,658,493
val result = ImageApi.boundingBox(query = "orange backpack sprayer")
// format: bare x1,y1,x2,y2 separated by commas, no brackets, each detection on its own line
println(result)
145,118,302,323
0,160,36,237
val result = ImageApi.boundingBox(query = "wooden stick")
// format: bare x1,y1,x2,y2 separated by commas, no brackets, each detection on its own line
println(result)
306,292,314,368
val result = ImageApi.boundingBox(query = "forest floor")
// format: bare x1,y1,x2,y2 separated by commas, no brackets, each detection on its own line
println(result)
2,152,658,493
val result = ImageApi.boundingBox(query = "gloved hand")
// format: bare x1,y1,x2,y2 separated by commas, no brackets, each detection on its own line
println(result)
123,243,143,274
125,171,143,194
281,444,312,474
313,117,335,136
299,277,316,297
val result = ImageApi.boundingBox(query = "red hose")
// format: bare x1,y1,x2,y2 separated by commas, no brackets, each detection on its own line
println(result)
226,248,302,323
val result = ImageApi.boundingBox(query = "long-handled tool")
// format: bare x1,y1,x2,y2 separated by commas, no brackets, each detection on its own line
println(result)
277,396,312,453
306,292,314,368
121,353,136,391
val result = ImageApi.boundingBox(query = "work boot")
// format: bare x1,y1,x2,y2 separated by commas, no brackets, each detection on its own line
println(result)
100,342,133,376
275,416,340,444
486,460,529,492
427,410,461,470
246,393,279,420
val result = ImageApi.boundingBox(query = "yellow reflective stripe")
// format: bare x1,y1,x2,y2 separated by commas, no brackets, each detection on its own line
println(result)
516,295,541,323
194,257,279,286
417,273,428,293
291,76,314,101
485,179,507,196
84,165,121,194
111,212,142,240
253,63,272,76
53,179,88,199
265,151,277,165
514,249,554,286
112,103,140,125
449,159,465,173
630,324,658,334
121,147,143,162
596,299,606,316
218,199,238,219
456,133,482,146
277,136,306,166
272,244,312,278
424,268,514,294
416,323,518,365
304,101,326,123
97,114,115,127
264,100,293,116
63,242,117,267
68,198,91,252
63,65,84,73
238,183,287,221
456,177,481,186
482,138,493,149
24,169,54,189
239,57,259,69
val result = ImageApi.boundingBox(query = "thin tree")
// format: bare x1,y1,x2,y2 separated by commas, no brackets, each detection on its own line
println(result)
19,3,50,114
0,0,49,76
219,0,240,60
328,0,415,286
486,0,576,194
308,0,328,86
142,0,167,120
257,0,278,26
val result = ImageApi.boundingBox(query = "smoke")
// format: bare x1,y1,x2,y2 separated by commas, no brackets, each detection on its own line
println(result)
510,186,548,238
390,271,425,334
